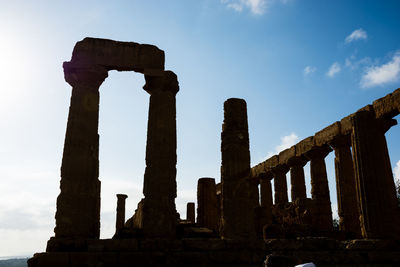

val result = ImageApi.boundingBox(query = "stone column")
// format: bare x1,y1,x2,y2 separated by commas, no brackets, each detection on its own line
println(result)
55,63,108,239
258,174,273,230
287,156,308,201
186,202,195,223
305,145,333,232
330,135,361,237
197,178,218,231
260,176,273,209
141,71,179,238
271,165,289,205
220,98,258,239
115,194,128,233
351,110,400,238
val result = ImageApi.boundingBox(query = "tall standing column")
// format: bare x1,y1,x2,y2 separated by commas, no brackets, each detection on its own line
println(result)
271,165,289,205
351,110,400,238
287,156,308,201
305,145,333,233
197,178,218,231
220,98,258,239
115,194,128,234
330,135,361,237
55,63,108,239
141,71,179,238
186,202,195,223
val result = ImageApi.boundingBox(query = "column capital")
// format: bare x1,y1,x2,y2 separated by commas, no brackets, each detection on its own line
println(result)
304,144,332,160
287,155,308,167
117,194,128,200
63,62,108,88
329,134,351,149
143,70,179,95
271,164,289,175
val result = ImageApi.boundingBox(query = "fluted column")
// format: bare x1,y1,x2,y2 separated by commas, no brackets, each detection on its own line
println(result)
351,110,400,238
271,165,289,205
305,145,333,232
220,98,258,239
141,71,179,238
186,202,195,223
330,135,361,237
197,178,218,231
287,156,308,201
115,194,128,233
55,63,108,239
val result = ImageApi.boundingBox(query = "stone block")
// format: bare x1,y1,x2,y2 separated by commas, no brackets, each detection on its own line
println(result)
119,252,165,265
183,238,226,251
278,146,296,165
36,253,69,267
295,136,314,156
340,114,354,135
373,91,400,119
265,155,279,169
314,121,341,146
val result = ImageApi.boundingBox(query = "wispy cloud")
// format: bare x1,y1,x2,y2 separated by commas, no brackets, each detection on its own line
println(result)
394,160,400,183
360,51,400,88
304,66,316,76
221,0,270,15
327,62,341,78
345,28,367,43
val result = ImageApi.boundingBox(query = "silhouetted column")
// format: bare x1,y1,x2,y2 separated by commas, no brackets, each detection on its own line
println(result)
55,63,108,239
330,135,361,237
186,202,195,223
287,156,308,201
271,165,289,205
305,145,333,232
260,176,273,209
115,194,128,233
197,178,218,231
220,98,258,239
141,71,179,238
351,110,400,238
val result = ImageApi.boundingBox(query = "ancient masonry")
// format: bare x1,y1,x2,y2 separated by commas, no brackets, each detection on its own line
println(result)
28,38,400,266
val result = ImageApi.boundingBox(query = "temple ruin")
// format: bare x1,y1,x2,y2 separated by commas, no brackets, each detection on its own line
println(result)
28,38,400,266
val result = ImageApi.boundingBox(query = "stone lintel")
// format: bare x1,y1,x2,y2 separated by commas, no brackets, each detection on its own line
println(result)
264,155,279,170
314,121,341,146
143,70,179,95
373,89,400,119
278,146,295,165
70,37,165,73
340,114,354,135
295,136,314,156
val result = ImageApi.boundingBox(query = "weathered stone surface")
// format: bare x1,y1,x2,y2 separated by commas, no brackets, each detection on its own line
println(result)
197,178,218,232
115,194,128,234
314,121,341,146
340,114,354,135
186,202,195,223
287,155,308,201
351,110,400,239
220,98,258,239
140,70,179,238
296,136,314,156
271,165,289,205
305,145,333,233
55,65,108,239
69,37,165,73
265,155,279,169
330,135,361,238
373,90,400,119
278,146,295,165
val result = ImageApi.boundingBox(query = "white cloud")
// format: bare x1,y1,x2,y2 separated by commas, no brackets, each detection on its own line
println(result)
360,52,400,88
264,133,299,160
221,0,269,15
345,28,368,43
327,62,341,78
304,66,316,76
394,160,400,184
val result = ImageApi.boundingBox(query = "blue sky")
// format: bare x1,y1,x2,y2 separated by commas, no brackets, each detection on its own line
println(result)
1,0,400,257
